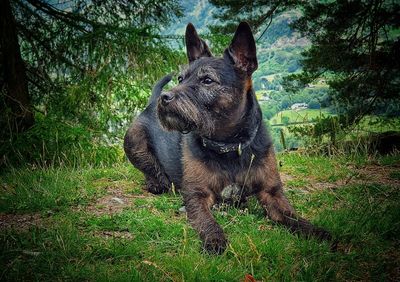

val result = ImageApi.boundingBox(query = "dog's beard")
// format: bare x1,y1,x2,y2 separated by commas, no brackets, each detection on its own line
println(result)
158,111,195,133
157,99,214,135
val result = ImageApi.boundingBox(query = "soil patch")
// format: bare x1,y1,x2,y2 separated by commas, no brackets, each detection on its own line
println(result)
79,183,151,216
355,164,400,187
92,230,134,240
0,213,43,231
283,164,400,191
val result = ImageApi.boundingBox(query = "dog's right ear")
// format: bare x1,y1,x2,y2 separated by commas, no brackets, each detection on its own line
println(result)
185,23,212,63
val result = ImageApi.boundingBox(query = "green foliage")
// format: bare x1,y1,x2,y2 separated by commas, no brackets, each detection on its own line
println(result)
389,171,400,180
0,114,123,169
287,114,400,155
288,0,400,122
14,0,183,106
288,115,351,149
258,85,331,123
260,102,280,120
308,99,320,109
281,116,290,125
254,47,303,82
1,0,188,168
205,33,232,56
279,153,351,182
208,3,305,93
209,0,297,34
267,108,400,153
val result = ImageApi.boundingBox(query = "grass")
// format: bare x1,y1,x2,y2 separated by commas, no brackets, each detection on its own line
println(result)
270,109,331,125
1,153,400,281
267,110,400,153
355,115,400,133
270,110,400,130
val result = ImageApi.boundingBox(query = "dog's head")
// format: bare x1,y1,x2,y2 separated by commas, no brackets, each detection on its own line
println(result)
157,22,258,139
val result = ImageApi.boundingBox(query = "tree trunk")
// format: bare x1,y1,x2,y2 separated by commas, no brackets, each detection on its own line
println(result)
0,0,34,135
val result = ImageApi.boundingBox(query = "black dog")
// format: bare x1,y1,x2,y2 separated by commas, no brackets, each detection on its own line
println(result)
124,22,331,254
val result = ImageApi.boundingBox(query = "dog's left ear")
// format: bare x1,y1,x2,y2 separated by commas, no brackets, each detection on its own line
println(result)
225,22,258,75
185,23,212,63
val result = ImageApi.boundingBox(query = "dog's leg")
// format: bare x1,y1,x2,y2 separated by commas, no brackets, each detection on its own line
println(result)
124,121,170,194
183,188,227,254
257,189,331,240
254,148,331,240
182,152,228,254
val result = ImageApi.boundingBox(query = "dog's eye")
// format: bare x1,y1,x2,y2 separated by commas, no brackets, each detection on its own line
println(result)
177,76,183,84
202,77,213,85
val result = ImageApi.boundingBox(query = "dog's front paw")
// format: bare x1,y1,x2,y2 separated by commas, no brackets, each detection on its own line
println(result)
202,232,227,255
313,227,332,241
313,227,338,251
146,178,169,194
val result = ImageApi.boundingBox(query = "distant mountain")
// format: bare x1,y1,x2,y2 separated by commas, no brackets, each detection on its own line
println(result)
163,1,309,90
162,0,218,35
253,11,309,90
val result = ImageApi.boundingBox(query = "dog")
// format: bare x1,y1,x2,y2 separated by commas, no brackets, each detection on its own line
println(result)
124,22,331,254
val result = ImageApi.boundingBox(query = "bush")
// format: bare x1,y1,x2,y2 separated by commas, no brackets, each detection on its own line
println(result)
0,114,124,169
281,116,290,125
308,99,321,109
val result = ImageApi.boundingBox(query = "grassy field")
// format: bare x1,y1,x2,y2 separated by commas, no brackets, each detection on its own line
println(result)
270,109,331,125
1,153,400,281
270,109,400,132
267,110,400,152
355,116,400,133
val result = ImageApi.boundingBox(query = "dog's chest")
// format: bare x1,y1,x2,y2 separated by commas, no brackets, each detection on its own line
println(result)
220,183,242,202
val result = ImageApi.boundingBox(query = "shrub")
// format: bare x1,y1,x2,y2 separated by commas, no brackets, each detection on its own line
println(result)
282,116,290,125
0,114,124,169
308,99,321,109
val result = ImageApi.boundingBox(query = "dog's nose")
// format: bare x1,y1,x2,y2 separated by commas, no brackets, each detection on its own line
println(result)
160,92,175,105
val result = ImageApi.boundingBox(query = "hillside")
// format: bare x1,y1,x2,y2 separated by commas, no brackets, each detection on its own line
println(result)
253,11,307,90
270,109,330,126
162,0,219,35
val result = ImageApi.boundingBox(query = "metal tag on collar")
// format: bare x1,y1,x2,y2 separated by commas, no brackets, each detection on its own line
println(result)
237,143,242,156
202,139,206,148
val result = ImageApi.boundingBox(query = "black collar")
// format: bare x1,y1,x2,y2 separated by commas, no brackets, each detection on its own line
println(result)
201,120,260,155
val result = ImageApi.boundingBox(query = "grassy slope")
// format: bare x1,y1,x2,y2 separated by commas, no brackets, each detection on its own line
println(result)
270,109,330,125
1,153,399,281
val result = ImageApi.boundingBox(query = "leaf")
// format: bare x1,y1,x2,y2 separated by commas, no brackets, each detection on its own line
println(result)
244,274,258,282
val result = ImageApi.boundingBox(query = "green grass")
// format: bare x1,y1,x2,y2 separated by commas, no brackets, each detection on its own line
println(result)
355,115,400,133
270,109,331,125
268,110,400,153
1,154,399,281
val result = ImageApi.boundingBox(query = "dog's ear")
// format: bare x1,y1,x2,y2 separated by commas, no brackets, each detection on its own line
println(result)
185,23,212,63
225,22,258,75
